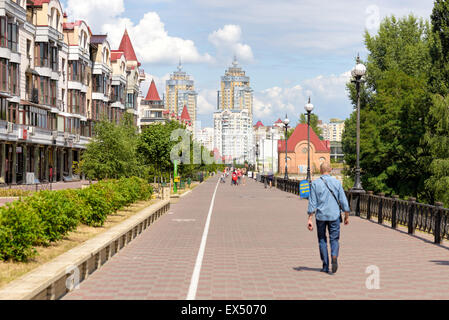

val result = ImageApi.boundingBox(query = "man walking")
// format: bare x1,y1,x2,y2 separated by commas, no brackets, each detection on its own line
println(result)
307,162,350,274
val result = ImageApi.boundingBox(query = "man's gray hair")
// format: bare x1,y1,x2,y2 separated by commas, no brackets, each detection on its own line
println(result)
320,162,332,173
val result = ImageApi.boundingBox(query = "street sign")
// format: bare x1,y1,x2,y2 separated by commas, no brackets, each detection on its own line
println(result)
299,180,310,199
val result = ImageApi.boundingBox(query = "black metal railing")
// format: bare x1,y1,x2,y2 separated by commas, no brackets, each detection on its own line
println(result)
259,175,449,244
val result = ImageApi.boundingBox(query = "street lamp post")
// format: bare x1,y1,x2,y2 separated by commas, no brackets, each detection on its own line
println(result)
262,138,265,173
271,127,274,173
351,54,366,193
304,97,314,184
283,114,290,180
255,143,259,173
350,54,366,216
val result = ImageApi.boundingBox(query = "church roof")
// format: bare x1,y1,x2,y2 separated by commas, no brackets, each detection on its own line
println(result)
278,123,330,153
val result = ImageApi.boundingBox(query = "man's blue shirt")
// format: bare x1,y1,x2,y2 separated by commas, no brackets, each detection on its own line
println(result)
307,174,350,221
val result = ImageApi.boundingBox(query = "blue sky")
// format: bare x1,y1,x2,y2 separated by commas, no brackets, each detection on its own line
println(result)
61,0,434,127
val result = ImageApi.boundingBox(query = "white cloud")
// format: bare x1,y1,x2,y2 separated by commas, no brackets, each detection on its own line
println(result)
102,13,214,64
253,71,352,123
66,0,213,64
208,25,254,63
197,89,217,115
65,0,124,33
140,72,170,98
302,71,352,100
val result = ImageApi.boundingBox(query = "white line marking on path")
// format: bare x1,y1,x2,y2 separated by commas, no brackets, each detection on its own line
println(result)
186,178,220,300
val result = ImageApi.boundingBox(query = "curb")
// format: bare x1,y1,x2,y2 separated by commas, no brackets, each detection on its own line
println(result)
0,199,170,300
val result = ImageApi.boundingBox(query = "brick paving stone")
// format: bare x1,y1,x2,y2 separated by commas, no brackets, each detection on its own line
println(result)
63,176,449,300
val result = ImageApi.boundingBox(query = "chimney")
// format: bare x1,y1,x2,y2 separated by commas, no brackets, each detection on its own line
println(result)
63,12,68,24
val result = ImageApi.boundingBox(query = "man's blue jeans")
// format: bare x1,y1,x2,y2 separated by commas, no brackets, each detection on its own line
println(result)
316,219,340,272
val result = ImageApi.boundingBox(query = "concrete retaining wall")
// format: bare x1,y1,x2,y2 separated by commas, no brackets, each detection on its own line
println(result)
0,199,170,300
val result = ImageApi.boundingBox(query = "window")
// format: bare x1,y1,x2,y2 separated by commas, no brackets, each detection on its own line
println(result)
0,17,6,48
7,22,18,52
50,80,57,107
25,106,48,129
35,42,49,67
50,46,58,71
26,39,31,59
8,103,17,124
0,98,7,121
39,77,50,105
9,63,19,96
0,58,7,92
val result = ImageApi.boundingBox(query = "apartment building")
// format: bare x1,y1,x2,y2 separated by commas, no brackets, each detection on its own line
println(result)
0,0,143,185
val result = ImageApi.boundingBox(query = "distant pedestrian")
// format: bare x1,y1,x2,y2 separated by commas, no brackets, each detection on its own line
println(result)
268,170,274,188
307,162,350,274
231,171,238,186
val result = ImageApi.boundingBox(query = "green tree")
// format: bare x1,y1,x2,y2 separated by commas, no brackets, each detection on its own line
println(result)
342,15,432,199
299,113,323,138
138,121,185,178
423,95,449,206
80,113,142,180
421,1,449,205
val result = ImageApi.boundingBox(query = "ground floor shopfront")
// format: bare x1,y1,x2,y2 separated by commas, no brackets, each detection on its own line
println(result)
0,142,82,185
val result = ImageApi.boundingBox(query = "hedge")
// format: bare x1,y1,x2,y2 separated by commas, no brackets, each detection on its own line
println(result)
0,177,153,262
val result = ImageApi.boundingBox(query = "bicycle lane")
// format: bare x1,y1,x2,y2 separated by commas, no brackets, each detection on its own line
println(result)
63,176,220,300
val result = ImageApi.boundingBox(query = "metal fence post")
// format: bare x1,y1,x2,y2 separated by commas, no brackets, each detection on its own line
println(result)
408,198,417,234
378,193,385,224
434,202,443,244
392,195,399,229
367,191,373,220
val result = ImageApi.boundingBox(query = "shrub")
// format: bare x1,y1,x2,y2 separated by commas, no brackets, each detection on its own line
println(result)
0,177,153,261
23,191,81,245
0,201,42,262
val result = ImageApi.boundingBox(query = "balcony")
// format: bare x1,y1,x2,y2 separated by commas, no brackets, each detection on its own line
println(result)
25,88,39,104
0,1,26,24
35,26,64,44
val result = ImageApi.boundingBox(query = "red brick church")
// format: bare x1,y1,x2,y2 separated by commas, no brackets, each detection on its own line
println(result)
278,124,330,175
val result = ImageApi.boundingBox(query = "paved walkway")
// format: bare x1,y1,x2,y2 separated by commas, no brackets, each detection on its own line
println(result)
64,176,449,300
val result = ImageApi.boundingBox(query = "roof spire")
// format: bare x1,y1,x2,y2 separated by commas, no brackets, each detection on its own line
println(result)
145,79,161,101
178,58,183,71
232,54,238,67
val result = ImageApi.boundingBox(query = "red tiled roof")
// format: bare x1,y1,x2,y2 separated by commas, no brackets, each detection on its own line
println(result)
145,80,161,101
278,123,330,153
275,118,283,124
180,105,191,122
254,120,264,129
30,0,49,5
63,20,92,35
111,50,124,61
118,29,139,63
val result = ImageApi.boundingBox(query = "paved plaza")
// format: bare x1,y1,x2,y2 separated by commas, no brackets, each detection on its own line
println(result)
64,176,449,300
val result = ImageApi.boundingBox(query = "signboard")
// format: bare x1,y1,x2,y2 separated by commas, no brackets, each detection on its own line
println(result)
174,177,180,183
299,180,310,199
23,129,27,140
